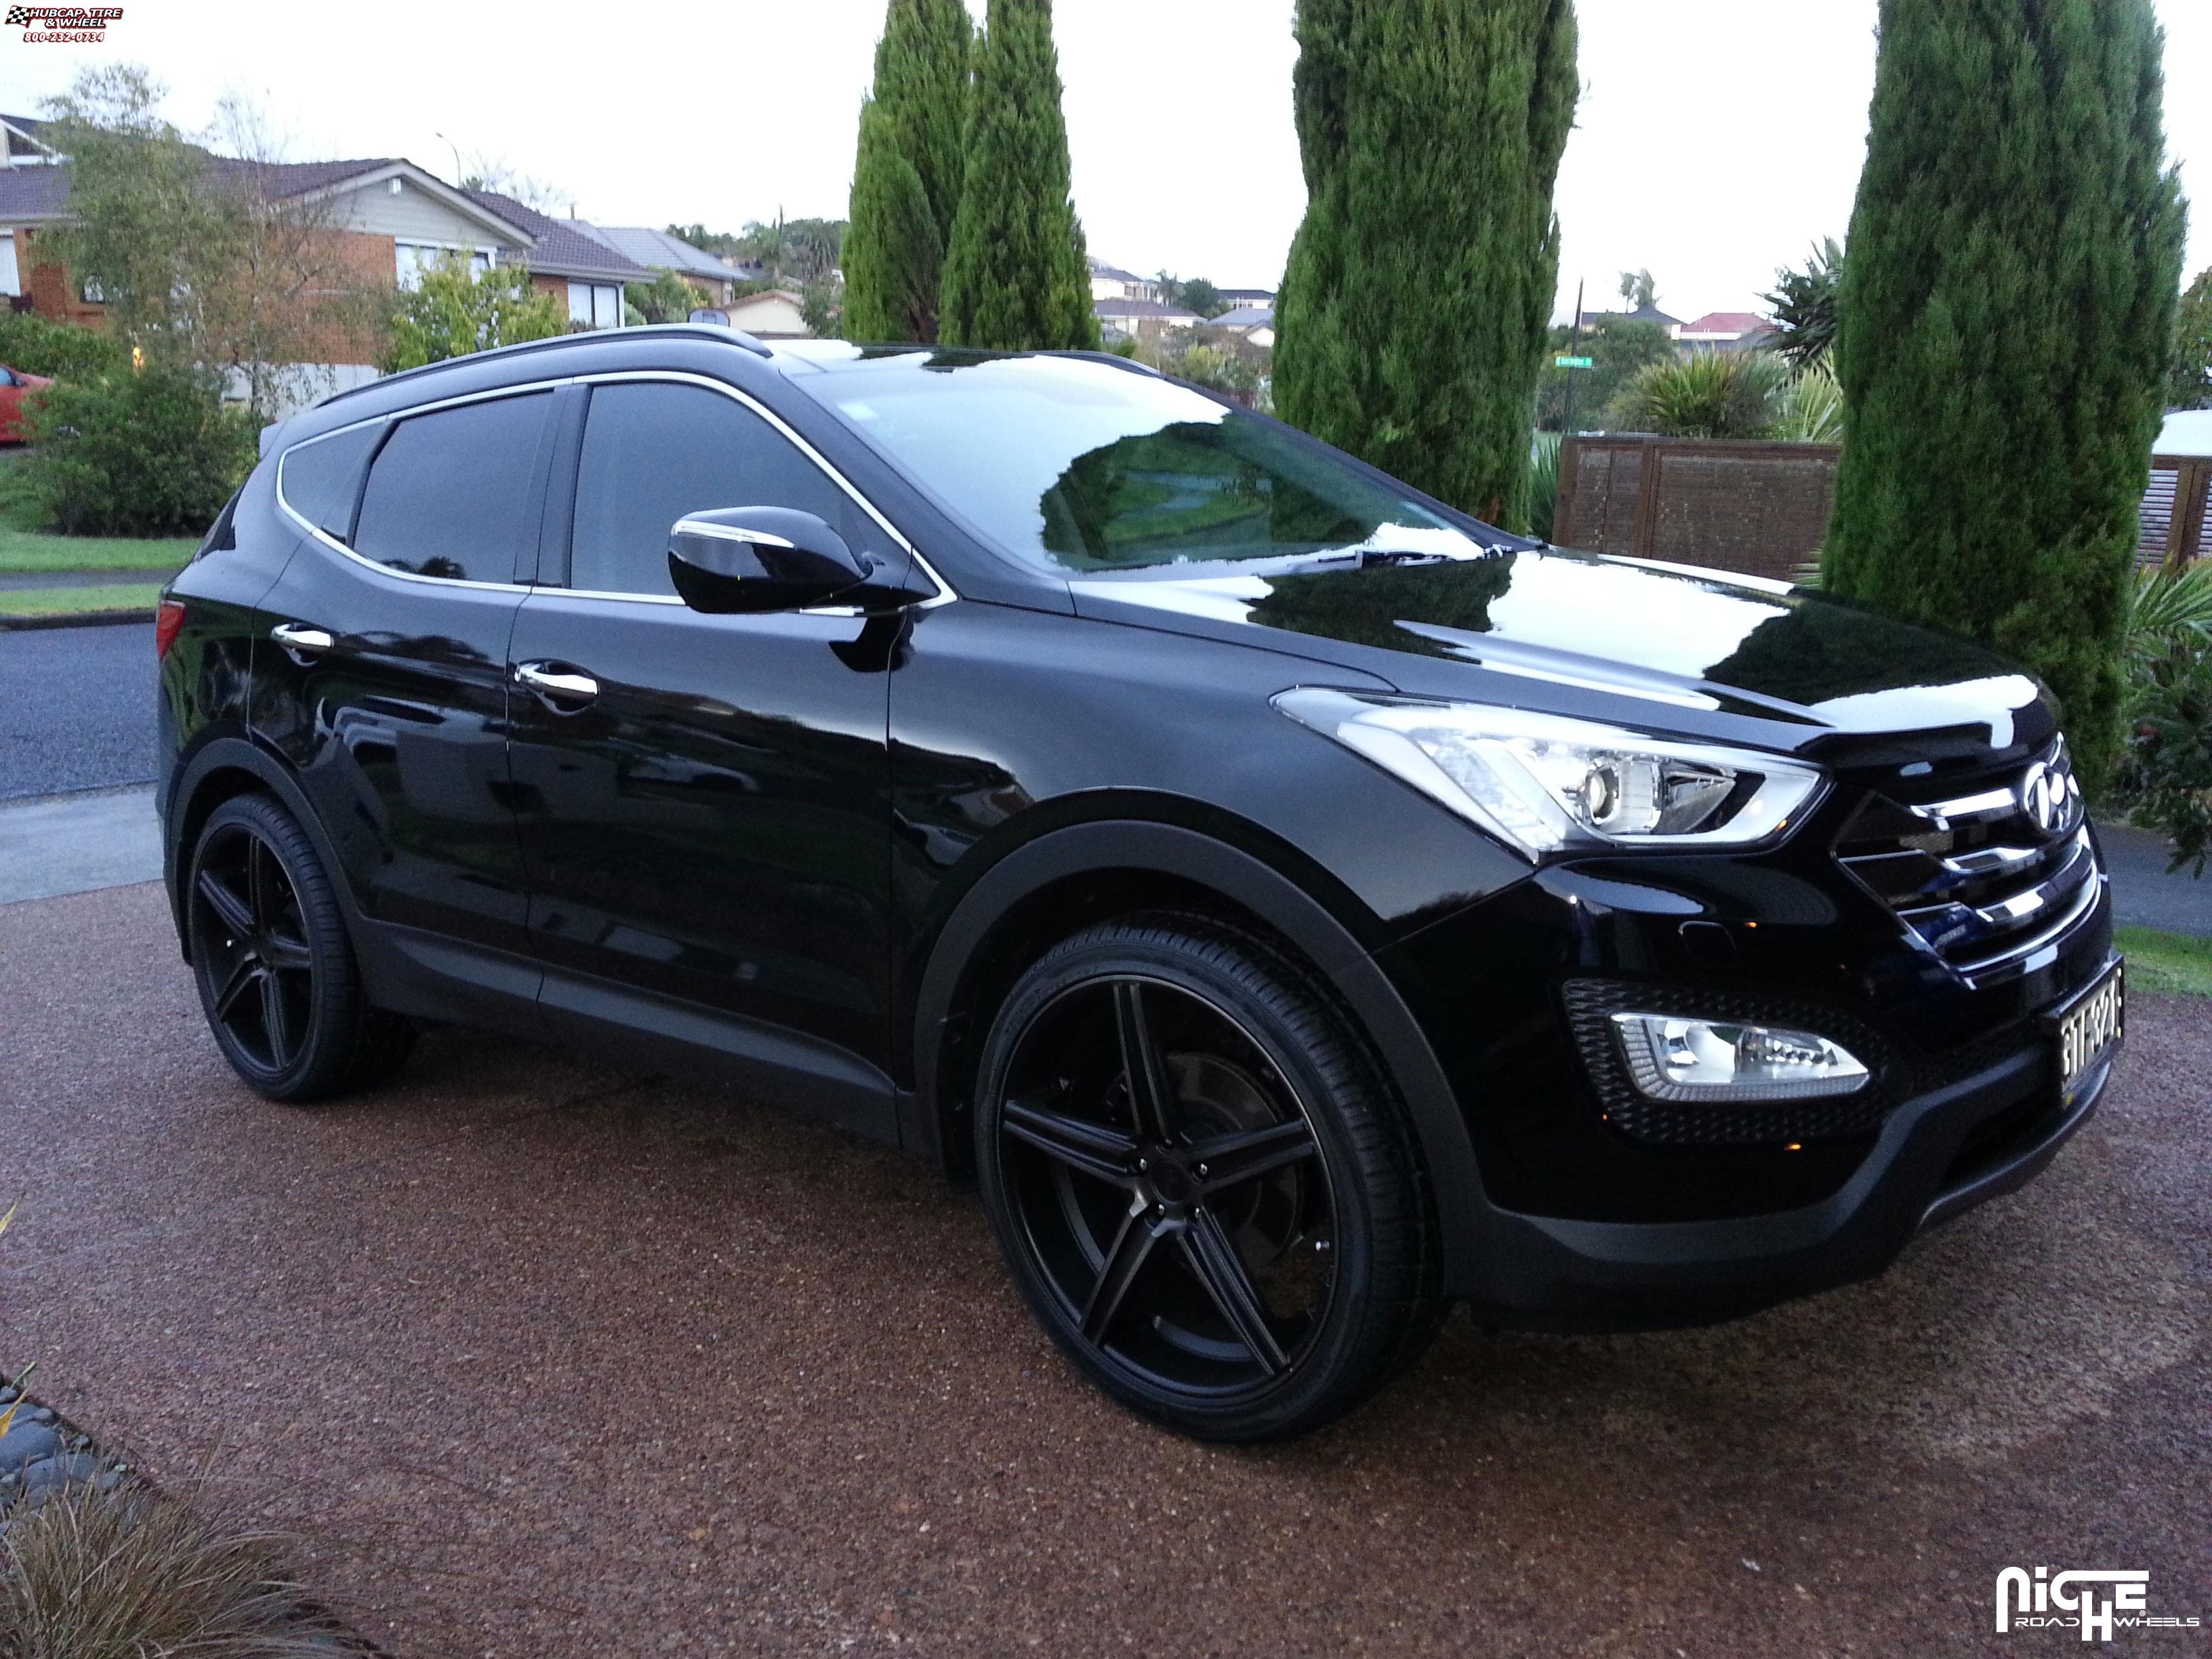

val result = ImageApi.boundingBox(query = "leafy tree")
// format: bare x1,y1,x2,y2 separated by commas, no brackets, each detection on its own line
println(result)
939,0,1099,352
1822,0,2186,787
800,276,846,340
1153,273,1230,318
1761,238,1843,370
625,267,705,324
2171,266,2212,411
1617,268,1656,309
846,0,970,343
1533,314,1673,430
1275,0,1578,527
383,255,565,371
1608,350,1790,439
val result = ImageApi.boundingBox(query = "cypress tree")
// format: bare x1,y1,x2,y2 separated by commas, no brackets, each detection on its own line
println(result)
1275,0,1578,529
844,0,970,344
1822,0,2184,785
939,0,1099,353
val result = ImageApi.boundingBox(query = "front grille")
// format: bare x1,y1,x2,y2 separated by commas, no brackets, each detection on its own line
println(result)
1834,739,2098,980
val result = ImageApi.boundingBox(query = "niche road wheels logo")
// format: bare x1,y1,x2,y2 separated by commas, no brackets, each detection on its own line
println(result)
8,4,121,41
1997,1567,2201,1642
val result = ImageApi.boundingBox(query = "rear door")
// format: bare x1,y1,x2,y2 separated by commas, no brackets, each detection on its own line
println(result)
506,375,911,1139
255,389,558,977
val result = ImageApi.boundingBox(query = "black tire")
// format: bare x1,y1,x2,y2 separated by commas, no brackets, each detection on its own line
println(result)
973,913,1447,1441
184,793,415,1103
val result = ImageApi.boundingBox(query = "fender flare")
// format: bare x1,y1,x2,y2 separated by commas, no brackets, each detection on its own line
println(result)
908,818,1492,1286
161,735,346,956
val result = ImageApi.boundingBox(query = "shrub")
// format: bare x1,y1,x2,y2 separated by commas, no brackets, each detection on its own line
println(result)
1609,350,1790,439
19,366,255,537
1772,361,1843,443
0,314,128,382
382,256,565,372
1525,432,1562,539
2116,564,2212,874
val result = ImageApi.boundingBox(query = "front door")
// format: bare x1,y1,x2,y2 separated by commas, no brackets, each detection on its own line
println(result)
506,377,909,1139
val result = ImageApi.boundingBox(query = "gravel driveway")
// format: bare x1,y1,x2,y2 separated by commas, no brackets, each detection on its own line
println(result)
1,882,2205,1657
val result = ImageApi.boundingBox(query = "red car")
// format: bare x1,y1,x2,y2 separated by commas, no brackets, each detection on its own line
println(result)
0,363,52,442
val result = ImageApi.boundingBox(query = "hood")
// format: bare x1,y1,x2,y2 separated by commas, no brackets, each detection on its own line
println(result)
1067,548,2053,762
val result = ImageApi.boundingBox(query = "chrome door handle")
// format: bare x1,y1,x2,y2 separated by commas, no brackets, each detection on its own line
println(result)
269,621,335,653
513,661,599,705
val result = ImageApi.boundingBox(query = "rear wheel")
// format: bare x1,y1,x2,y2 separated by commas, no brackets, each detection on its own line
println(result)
974,915,1446,1441
185,794,414,1103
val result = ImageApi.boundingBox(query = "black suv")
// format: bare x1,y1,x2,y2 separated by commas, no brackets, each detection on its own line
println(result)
157,328,2123,1441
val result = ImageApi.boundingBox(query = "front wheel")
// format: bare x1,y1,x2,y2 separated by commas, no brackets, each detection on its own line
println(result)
974,915,1446,1441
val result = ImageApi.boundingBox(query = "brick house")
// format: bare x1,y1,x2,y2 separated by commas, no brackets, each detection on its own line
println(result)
462,188,649,330
575,226,743,307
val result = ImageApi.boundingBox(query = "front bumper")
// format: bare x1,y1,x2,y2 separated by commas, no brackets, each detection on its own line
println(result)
1460,989,2115,1333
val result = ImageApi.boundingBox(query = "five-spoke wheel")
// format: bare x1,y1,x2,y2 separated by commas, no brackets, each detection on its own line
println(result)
976,916,1444,1441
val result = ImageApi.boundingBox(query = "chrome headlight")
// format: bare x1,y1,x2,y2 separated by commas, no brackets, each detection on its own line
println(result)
1273,688,1825,859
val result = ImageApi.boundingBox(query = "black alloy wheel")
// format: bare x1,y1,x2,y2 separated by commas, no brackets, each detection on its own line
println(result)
186,794,413,1103
975,916,1446,1441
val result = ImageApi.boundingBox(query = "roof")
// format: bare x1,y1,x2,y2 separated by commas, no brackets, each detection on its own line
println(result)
1678,310,1769,337
2157,409,2212,457
0,163,73,219
1578,304,1682,328
579,226,735,283
1095,298,1202,321
462,190,649,282
1209,306,1274,328
1087,258,1146,283
1216,287,1275,304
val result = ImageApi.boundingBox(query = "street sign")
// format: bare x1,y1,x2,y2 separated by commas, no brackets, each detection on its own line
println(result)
1555,355,1593,369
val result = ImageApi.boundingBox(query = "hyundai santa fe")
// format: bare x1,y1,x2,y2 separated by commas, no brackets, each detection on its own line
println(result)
155,327,2124,1441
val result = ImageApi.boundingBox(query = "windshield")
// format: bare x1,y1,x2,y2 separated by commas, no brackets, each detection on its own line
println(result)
798,350,1489,575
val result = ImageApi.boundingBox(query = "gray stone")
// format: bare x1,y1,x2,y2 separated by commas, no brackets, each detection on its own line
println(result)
0,1421,60,1472
18,1453,100,1498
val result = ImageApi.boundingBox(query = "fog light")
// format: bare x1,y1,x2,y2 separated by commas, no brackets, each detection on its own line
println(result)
1608,1013,1869,1103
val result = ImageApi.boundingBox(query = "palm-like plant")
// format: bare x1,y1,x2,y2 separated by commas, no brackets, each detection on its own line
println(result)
1761,238,1842,370
1773,361,1843,443
1608,350,1790,440
2128,558,2212,672
1525,432,1562,539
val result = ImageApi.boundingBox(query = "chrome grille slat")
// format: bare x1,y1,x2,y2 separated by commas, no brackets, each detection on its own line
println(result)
1834,741,2098,979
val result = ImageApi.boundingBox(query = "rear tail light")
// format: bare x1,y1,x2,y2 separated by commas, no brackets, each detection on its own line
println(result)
155,598,186,660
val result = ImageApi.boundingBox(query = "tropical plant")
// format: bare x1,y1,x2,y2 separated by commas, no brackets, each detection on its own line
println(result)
939,0,1099,352
672,218,848,284
382,255,565,371
1821,0,2185,790
1275,0,1578,529
2119,605,2212,875
2171,266,2212,411
1608,350,1790,440
19,365,256,537
1771,360,1843,443
844,0,971,343
2127,560,2212,679
1525,431,1562,539
1761,238,1843,370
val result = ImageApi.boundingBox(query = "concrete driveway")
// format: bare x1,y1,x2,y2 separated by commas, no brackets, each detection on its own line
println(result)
0,880,2205,1658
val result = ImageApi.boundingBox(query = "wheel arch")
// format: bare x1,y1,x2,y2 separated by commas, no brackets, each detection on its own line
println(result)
906,813,1493,1285
163,735,342,962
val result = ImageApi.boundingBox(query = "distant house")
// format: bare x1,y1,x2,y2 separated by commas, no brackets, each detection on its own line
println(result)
1578,303,1683,340
581,226,743,306
1208,305,1275,348
1095,296,1202,341
462,189,649,331
1216,287,1275,310
724,287,811,339
1088,258,1160,305
1677,310,1774,352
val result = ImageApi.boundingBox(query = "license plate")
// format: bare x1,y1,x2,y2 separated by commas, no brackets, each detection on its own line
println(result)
2053,960,2124,1101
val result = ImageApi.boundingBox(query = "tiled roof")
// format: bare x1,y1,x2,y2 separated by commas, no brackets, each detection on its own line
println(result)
579,226,734,283
1095,298,1201,321
1678,310,1769,336
1217,288,1275,304
0,163,73,218
1579,304,1682,328
1210,306,1274,328
463,190,649,282
1088,258,1145,283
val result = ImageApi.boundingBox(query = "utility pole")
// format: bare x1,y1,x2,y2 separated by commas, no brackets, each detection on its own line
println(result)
434,131,464,186
1560,277,1586,436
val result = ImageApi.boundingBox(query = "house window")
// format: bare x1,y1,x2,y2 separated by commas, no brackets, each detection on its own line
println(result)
79,274,103,304
567,281,622,329
0,235,18,298
396,244,492,291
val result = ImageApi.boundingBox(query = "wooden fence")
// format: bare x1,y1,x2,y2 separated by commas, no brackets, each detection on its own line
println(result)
1553,436,2210,580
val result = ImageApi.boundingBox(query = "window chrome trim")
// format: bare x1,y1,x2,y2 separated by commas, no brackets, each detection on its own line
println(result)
274,367,958,609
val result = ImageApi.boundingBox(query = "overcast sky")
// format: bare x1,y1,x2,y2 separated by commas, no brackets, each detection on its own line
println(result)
5,0,2207,323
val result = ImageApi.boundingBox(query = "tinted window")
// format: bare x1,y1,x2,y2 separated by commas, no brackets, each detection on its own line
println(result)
280,422,382,543
806,352,1482,575
352,394,552,581
569,382,851,596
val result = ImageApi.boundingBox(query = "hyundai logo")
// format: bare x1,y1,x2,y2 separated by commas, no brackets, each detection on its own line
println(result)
2019,752,2082,840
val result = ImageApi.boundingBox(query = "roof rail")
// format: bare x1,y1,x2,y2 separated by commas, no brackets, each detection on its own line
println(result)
316,323,775,409
1040,348,1163,377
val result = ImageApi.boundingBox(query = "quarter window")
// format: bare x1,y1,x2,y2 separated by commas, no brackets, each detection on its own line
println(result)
352,393,552,582
279,422,383,543
567,382,853,596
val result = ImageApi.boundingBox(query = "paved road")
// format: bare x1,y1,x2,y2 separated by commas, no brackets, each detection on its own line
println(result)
0,621,157,799
0,882,2203,1659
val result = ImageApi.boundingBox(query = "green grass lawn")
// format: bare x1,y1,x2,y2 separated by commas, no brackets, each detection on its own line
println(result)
0,449,199,575
0,581,166,619
2116,926,2212,998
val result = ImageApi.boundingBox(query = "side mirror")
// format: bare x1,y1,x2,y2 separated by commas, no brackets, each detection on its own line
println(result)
668,507,870,614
